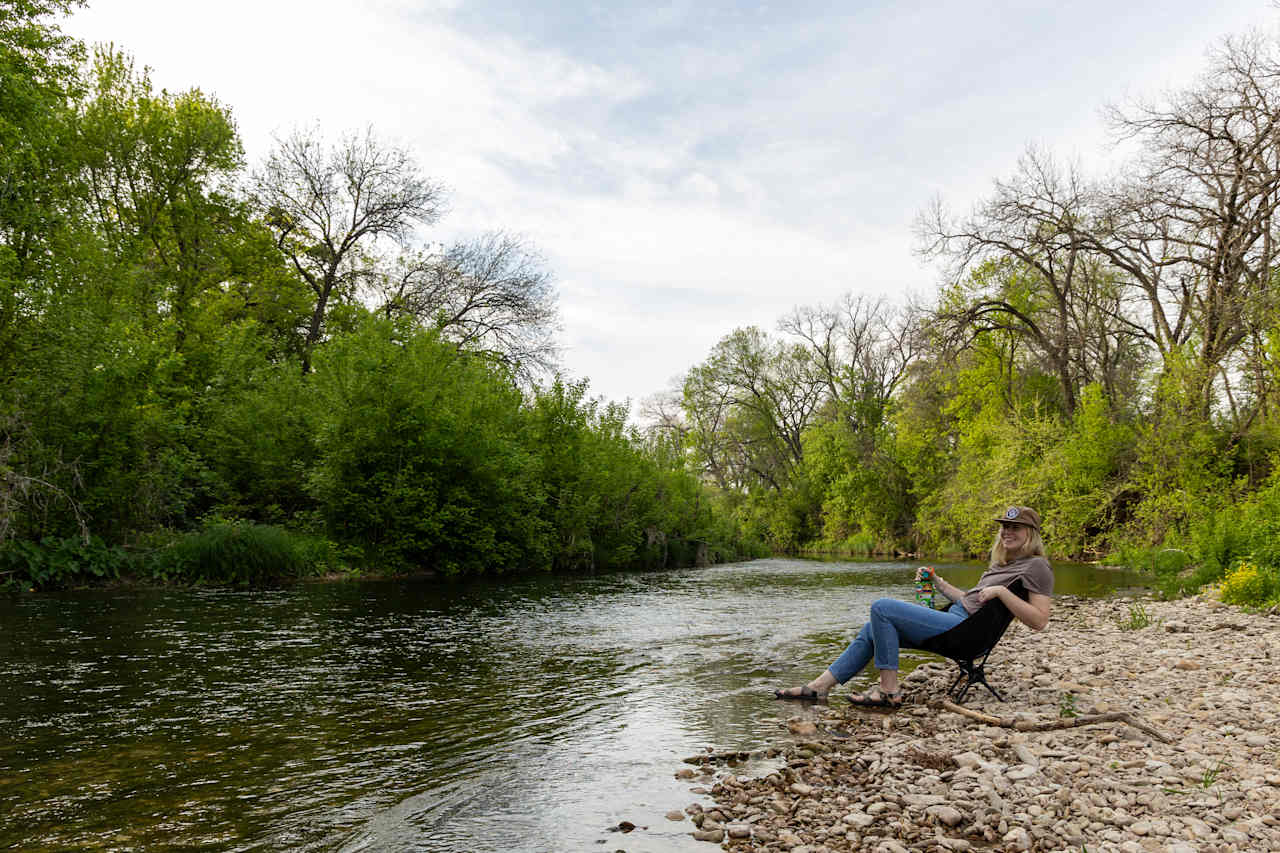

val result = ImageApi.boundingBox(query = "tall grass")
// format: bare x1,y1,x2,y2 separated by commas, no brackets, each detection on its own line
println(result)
149,521,321,586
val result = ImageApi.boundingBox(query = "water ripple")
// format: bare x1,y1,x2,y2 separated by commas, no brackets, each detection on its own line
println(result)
0,558,1143,851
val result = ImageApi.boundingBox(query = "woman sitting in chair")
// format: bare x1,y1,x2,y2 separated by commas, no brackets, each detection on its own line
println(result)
774,505,1054,708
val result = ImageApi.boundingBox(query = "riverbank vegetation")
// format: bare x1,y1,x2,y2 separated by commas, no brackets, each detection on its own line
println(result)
0,1,758,588
6,5,1280,607
645,30,1280,609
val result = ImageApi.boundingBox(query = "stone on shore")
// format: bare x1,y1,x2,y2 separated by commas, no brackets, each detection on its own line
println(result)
665,594,1280,851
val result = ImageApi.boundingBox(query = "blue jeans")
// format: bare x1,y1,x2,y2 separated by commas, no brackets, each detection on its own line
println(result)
828,598,969,683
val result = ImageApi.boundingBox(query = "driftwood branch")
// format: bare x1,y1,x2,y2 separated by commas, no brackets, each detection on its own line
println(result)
934,699,1172,744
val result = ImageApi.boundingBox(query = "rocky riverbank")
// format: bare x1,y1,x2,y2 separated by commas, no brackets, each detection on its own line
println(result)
670,595,1280,852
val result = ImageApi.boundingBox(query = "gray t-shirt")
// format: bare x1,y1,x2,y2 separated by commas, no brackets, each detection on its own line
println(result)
959,554,1053,615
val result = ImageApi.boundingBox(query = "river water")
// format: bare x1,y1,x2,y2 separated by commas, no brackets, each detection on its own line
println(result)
0,557,1143,851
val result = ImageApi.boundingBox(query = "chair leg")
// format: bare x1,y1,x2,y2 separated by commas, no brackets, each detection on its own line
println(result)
975,674,1003,702
947,654,1003,704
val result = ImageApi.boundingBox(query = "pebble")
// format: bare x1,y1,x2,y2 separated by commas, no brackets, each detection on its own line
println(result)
668,595,1280,853
788,719,819,736
1002,826,1031,850
925,804,963,826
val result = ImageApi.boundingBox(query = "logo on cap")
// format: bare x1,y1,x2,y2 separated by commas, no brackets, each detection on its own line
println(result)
1005,507,1020,519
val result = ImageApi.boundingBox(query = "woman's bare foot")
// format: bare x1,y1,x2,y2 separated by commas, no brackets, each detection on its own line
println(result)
772,685,827,700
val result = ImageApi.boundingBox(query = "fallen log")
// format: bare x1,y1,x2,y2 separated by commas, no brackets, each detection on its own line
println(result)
933,699,1172,744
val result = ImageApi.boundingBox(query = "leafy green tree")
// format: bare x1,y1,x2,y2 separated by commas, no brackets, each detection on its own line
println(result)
305,316,549,574
683,327,823,492
0,0,84,377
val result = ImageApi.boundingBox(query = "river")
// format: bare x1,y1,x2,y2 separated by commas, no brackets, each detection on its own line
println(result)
0,557,1143,851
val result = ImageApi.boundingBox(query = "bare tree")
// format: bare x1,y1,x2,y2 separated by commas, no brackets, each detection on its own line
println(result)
778,293,919,433
252,126,446,371
1088,32,1280,417
917,147,1144,414
638,386,689,446
375,231,559,382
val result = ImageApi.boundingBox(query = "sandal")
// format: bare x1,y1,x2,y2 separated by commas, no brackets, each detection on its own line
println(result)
848,686,904,708
773,686,826,701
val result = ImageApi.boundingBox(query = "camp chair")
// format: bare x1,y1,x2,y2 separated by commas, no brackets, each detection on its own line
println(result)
912,578,1030,704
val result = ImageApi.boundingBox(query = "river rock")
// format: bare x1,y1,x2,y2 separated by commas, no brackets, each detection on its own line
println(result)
665,810,684,821
926,804,964,826
672,594,1280,853
1012,744,1038,767
1002,826,1031,850
692,828,724,842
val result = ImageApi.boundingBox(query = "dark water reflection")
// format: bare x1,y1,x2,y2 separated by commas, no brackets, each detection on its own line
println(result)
0,558,1143,851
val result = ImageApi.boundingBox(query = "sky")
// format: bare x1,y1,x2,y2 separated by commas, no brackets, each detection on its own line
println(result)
64,0,1280,410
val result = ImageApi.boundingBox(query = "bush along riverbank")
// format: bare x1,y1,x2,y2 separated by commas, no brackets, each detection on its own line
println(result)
0,524,340,589
0,515,762,591
667,594,1280,852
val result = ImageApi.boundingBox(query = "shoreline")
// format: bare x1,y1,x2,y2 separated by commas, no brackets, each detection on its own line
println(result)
674,595,1280,852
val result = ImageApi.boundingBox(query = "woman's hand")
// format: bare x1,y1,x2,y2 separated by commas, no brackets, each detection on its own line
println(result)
980,586,1052,631
924,568,963,604
977,584,1007,604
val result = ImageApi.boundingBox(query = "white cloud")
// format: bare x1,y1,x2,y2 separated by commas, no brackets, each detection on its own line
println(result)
64,0,1280,408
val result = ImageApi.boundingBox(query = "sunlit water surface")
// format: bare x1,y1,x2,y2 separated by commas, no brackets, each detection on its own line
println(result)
0,558,1143,851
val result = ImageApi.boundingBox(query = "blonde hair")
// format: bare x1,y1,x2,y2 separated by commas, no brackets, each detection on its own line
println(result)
990,526,1045,567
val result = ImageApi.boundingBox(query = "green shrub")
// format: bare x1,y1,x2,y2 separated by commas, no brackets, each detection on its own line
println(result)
1220,560,1280,608
0,536,131,589
843,531,876,557
0,537,127,588
305,320,550,575
149,521,312,585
